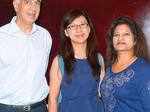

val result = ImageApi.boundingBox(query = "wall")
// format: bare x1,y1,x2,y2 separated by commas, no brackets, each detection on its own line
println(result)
0,0,149,80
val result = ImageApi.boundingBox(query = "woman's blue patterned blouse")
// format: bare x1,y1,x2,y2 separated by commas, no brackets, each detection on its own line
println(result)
101,58,150,112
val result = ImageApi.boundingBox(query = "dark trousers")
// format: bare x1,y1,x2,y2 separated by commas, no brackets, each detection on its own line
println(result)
0,100,48,112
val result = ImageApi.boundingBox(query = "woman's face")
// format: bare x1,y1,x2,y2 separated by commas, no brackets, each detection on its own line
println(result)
65,15,90,45
113,24,135,53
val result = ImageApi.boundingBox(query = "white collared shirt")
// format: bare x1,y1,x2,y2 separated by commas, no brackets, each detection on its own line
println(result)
0,17,52,105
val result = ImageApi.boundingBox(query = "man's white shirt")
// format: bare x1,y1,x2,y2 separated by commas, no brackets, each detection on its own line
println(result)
0,17,52,105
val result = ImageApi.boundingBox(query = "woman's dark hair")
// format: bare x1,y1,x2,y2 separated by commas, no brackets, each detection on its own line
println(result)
59,9,100,79
106,16,148,66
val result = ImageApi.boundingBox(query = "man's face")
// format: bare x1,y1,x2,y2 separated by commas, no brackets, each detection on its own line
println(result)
13,0,41,25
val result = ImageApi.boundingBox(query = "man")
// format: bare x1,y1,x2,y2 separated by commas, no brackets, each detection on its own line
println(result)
0,0,52,112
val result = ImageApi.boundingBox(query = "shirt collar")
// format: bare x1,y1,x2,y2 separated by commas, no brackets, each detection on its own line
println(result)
9,16,38,34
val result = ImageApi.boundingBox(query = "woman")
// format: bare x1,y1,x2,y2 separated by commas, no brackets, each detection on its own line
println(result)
101,16,150,112
48,9,104,112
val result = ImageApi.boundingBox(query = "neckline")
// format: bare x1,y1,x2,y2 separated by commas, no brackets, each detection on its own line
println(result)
10,16,37,35
110,57,139,74
75,58,87,61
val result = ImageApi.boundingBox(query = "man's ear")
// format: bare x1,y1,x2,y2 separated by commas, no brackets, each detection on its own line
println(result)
13,0,19,12
64,30,69,37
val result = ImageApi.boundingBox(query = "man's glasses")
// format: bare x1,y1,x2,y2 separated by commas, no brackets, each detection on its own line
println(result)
23,0,41,6
67,23,89,31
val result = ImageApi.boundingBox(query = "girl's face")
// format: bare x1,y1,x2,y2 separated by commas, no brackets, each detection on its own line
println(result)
113,24,135,53
65,15,90,45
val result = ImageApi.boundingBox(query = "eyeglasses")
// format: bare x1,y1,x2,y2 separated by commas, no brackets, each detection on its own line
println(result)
113,32,132,39
23,0,41,6
67,23,89,31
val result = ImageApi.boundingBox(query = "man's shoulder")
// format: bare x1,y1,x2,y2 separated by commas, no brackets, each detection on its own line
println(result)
0,23,11,33
35,24,50,34
35,24,52,45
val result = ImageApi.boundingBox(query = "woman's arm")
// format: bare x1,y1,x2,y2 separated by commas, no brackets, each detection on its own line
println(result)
48,56,62,112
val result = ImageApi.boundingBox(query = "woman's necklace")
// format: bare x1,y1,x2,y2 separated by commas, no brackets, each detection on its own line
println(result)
112,56,137,73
